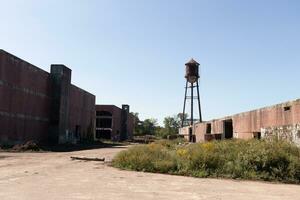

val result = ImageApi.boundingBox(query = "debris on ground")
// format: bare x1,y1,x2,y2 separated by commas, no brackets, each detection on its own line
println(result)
12,141,41,152
71,156,105,162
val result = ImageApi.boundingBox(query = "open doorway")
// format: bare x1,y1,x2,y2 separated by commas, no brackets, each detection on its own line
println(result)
224,119,233,139
96,111,113,139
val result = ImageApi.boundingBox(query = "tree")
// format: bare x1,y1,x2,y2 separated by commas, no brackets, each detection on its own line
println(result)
131,113,158,136
131,112,141,136
156,114,183,138
177,113,189,127
142,118,158,135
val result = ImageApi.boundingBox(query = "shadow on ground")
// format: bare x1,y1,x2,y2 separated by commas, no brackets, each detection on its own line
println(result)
0,141,129,153
40,141,128,152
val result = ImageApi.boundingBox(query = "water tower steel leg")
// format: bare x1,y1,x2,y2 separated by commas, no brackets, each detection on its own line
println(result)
196,80,202,123
191,82,194,126
181,80,188,127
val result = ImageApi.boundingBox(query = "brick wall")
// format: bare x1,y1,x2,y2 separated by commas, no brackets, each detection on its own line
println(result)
191,99,300,143
69,85,95,141
0,50,95,144
95,105,134,141
0,50,52,144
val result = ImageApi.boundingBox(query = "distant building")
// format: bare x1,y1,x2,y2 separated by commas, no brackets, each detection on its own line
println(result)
95,105,134,141
179,99,300,145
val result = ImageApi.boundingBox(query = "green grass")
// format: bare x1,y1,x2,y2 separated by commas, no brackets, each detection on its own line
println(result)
112,139,300,184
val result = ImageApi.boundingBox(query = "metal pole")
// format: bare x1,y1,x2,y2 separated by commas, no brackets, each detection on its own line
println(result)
181,80,188,127
196,80,202,122
191,82,194,126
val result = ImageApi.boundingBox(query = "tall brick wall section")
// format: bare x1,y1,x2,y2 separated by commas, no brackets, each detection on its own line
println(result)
0,50,52,144
0,50,95,144
69,85,95,141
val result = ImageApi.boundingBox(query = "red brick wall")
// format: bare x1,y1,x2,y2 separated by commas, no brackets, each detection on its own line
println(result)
233,100,300,138
0,50,52,144
193,99,300,141
95,105,134,140
95,105,121,139
194,123,206,142
69,85,95,140
0,50,96,144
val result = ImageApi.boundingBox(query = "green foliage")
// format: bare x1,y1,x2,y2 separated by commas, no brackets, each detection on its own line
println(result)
112,139,300,184
156,113,185,138
132,112,184,138
131,112,158,136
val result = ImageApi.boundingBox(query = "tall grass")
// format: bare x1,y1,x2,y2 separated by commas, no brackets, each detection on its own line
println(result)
112,139,300,184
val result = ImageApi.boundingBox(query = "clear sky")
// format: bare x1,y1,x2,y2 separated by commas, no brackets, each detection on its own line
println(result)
1,0,300,124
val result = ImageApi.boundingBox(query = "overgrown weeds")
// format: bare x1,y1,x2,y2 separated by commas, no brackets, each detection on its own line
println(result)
112,139,300,184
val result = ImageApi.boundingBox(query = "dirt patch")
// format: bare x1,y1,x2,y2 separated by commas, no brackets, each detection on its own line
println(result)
0,155,8,159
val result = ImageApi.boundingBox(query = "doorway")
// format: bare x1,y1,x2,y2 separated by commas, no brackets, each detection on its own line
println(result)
224,120,233,139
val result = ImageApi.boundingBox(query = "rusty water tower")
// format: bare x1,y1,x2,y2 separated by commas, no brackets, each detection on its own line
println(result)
181,59,203,138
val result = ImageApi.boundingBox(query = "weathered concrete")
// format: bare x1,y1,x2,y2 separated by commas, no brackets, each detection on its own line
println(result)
262,124,300,146
0,147,299,200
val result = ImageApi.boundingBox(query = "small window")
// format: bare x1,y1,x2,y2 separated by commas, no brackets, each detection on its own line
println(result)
284,106,291,111
253,132,261,139
206,124,212,134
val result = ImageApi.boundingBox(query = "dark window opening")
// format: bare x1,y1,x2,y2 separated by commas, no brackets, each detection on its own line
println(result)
96,130,111,139
214,134,222,140
224,120,233,139
206,123,212,134
188,127,193,142
253,132,261,139
96,119,101,127
99,118,112,128
284,106,291,111
96,111,112,116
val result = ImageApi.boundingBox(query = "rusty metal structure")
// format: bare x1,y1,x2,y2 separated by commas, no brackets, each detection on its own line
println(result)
182,58,202,142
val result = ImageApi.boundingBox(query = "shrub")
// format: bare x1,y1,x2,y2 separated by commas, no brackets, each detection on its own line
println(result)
112,139,300,184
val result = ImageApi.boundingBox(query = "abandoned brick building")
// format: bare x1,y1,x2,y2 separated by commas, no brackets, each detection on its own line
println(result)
0,50,96,144
180,99,300,145
95,105,134,141
0,50,135,145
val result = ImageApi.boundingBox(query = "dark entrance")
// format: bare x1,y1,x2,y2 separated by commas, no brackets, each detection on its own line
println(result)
206,123,212,134
96,111,112,139
224,120,233,139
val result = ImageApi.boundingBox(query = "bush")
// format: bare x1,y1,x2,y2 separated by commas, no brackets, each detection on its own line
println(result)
112,139,300,184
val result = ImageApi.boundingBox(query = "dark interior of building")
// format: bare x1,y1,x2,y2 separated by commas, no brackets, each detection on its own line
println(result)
224,120,233,139
96,111,112,139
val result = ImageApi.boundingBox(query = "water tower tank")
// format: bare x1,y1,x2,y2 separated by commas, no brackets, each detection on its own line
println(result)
185,58,200,83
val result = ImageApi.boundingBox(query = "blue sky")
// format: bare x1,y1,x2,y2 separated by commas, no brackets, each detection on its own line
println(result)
1,0,300,124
